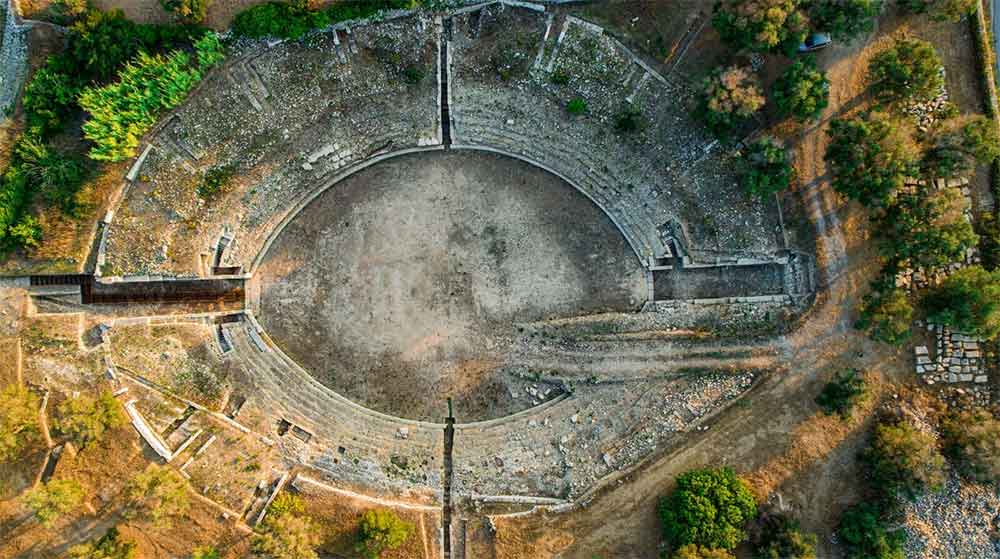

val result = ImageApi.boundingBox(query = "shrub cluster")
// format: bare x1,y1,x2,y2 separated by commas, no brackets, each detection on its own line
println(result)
899,0,977,21
738,137,794,198
659,467,757,551
696,65,764,140
773,57,829,122
79,36,222,162
711,0,808,54
940,409,1000,484
232,0,413,40
815,369,867,418
356,509,415,559
0,8,220,252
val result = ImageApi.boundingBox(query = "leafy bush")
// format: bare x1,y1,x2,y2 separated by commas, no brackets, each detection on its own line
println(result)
190,547,219,559
922,115,1000,177
197,166,234,198
159,0,211,23
22,479,85,527
356,509,415,559
14,134,91,215
899,0,976,21
566,98,588,115
876,186,978,274
712,0,808,53
815,369,867,418
0,385,40,462
856,284,914,345
750,511,817,559
125,464,190,525
402,64,425,84
808,0,882,40
671,545,735,559
253,510,321,559
22,62,83,137
44,0,91,25
862,418,946,499
940,410,1000,483
922,265,1000,339
868,38,944,106
825,112,918,206
697,65,764,139
79,49,214,162
773,57,829,122
739,137,794,198
837,502,905,559
615,104,646,133
267,492,305,519
55,390,126,448
659,467,758,551
59,9,204,84
9,215,43,249
195,32,225,69
977,211,1000,271
68,526,137,559
232,0,411,40
0,168,30,250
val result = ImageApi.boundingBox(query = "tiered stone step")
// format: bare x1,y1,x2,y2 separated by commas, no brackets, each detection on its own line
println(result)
226,324,444,492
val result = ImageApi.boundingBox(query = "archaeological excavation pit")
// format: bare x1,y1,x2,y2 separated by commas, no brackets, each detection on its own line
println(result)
252,150,647,422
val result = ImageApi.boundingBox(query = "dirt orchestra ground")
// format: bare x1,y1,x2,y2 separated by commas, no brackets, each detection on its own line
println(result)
254,150,647,422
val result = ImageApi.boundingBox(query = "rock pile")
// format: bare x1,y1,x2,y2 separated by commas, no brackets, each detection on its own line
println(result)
902,475,1000,559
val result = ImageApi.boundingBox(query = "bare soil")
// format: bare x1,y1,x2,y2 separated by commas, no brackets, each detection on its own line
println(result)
256,150,646,422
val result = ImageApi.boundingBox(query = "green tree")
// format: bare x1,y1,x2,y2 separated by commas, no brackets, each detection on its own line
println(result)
863,418,946,499
876,186,978,274
659,467,758,550
808,0,882,40
899,0,976,21
0,385,40,462
922,265,1000,338
868,38,943,106
253,512,321,559
941,410,1000,483
774,57,829,122
159,0,212,23
356,509,415,559
191,546,220,559
55,390,126,448
857,284,914,345
672,544,735,559
712,0,808,53
125,464,190,525
923,115,1000,177
837,503,904,559
697,65,765,139
79,43,222,162
751,512,817,559
815,369,867,418
22,478,85,527
68,526,137,559
22,62,83,137
825,112,918,206
9,215,42,249
13,133,90,215
739,137,794,198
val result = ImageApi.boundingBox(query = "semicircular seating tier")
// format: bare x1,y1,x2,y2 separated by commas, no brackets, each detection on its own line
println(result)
101,4,784,281
219,316,755,500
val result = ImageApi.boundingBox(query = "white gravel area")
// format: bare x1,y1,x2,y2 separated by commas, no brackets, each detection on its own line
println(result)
902,475,1000,559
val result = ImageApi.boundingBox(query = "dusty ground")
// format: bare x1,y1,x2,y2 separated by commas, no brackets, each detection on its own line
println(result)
256,151,646,422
